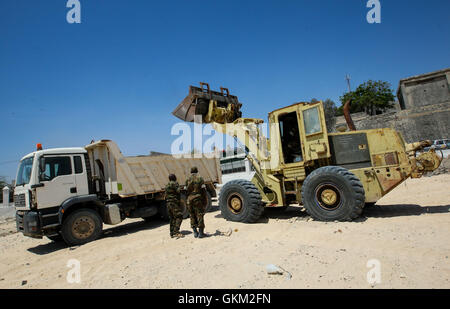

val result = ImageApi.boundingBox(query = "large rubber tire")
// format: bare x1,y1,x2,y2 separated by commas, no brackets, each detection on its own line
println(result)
61,208,103,246
219,180,263,223
301,166,365,221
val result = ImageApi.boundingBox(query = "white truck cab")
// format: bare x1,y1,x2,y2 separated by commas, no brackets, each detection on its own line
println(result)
14,147,93,240
14,141,221,246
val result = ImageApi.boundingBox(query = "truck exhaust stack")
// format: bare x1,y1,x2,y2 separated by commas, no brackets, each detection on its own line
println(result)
172,82,242,124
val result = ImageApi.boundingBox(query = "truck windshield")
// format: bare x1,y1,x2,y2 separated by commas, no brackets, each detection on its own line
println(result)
16,156,34,186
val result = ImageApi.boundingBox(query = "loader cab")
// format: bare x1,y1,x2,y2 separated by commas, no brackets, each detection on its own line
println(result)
270,101,331,168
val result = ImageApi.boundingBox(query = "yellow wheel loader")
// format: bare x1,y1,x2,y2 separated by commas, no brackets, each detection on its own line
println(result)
173,83,442,222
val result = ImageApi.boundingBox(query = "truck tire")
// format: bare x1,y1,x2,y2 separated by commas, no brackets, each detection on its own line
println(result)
219,180,263,223
61,208,103,246
301,166,365,221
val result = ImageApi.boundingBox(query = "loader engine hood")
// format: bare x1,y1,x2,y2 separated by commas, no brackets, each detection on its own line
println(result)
172,82,242,124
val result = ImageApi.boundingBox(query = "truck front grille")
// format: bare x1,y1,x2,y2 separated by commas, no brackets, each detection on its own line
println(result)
14,194,26,207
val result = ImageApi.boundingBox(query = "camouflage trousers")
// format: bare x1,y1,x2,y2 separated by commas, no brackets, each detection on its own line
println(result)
187,197,205,229
167,201,183,236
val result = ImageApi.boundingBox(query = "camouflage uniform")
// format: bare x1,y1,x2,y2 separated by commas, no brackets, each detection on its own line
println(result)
185,173,206,230
165,180,183,237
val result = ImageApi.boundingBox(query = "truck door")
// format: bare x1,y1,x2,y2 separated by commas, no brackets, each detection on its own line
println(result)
36,155,78,209
298,102,331,162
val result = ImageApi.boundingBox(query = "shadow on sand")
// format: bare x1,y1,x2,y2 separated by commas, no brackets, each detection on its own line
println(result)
214,203,450,224
27,216,168,255
27,203,449,254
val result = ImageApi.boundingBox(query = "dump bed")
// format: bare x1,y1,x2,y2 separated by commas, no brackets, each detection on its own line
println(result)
85,140,221,198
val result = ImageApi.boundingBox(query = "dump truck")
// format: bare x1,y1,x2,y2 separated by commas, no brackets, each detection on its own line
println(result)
173,83,442,223
13,140,221,245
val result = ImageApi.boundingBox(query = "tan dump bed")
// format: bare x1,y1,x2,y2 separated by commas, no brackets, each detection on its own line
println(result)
85,140,221,197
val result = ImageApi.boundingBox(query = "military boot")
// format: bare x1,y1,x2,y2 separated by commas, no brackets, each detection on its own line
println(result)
174,232,184,239
192,228,199,238
198,228,205,238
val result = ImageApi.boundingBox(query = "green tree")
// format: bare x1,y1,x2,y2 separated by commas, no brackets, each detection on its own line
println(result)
337,80,395,116
311,98,337,132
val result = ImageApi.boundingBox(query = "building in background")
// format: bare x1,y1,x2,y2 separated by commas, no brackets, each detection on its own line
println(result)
335,68,450,142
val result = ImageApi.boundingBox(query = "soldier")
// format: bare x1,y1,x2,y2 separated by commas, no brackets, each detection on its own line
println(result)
165,174,184,238
185,166,207,238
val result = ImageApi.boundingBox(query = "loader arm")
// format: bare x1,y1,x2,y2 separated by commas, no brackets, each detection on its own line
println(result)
172,83,283,205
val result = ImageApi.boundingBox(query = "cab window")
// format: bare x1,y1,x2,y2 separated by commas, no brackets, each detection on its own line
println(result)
41,156,72,181
74,156,83,174
303,107,322,135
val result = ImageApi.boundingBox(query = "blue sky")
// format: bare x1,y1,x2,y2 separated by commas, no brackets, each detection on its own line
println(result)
1,0,449,181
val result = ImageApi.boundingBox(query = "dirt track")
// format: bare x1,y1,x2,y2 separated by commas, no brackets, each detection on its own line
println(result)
0,174,449,289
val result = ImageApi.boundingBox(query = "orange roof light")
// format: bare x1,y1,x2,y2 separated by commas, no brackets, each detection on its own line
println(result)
36,143,43,151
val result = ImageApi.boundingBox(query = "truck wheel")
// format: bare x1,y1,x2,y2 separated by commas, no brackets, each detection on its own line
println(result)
61,208,103,246
301,166,365,221
219,180,263,223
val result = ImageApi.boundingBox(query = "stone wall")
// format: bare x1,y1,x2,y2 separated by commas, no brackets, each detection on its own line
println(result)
335,102,450,142
335,68,450,143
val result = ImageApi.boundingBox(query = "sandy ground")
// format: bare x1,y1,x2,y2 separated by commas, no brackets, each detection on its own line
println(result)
0,174,449,289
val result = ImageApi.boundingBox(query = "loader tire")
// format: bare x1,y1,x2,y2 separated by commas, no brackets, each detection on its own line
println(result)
61,208,103,246
219,180,263,223
301,166,365,221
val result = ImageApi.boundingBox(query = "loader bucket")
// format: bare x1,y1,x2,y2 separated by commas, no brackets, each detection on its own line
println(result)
172,82,242,123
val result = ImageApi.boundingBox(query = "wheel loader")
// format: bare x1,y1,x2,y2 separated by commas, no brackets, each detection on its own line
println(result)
172,83,442,222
